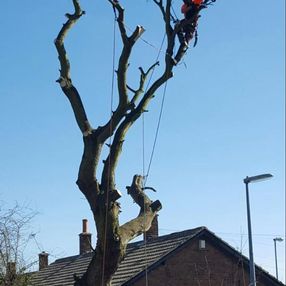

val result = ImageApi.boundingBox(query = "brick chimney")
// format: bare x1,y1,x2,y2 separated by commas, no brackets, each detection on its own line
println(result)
79,219,92,255
144,215,159,241
39,251,49,270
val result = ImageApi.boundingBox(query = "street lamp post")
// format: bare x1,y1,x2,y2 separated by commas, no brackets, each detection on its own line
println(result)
273,237,283,280
243,173,273,286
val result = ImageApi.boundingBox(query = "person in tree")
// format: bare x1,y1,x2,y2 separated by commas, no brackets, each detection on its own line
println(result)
182,0,203,19
173,0,203,64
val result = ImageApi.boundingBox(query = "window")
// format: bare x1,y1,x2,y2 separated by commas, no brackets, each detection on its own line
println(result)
199,239,206,249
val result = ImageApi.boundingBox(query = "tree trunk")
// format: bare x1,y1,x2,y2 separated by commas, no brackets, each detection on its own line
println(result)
74,175,162,286
75,235,126,286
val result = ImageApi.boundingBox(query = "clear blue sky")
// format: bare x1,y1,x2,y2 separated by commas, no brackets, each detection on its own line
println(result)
0,0,285,282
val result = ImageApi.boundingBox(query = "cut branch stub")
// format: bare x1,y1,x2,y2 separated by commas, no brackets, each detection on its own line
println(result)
126,175,161,213
110,189,122,202
150,200,162,212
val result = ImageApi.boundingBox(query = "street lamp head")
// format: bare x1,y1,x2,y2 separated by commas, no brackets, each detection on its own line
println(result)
243,173,273,184
274,237,283,242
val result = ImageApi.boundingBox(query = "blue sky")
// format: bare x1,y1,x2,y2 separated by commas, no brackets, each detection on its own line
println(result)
0,0,285,283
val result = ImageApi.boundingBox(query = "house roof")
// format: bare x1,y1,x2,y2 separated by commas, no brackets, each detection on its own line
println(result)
31,227,285,286
31,227,203,286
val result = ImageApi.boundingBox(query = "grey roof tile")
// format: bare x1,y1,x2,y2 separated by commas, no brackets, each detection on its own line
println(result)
30,227,203,286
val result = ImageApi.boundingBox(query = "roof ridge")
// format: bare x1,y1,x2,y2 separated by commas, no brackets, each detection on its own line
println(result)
51,226,207,263
127,226,206,247
53,252,92,264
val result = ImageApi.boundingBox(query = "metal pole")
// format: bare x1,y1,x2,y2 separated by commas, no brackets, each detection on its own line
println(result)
274,239,278,279
245,181,256,286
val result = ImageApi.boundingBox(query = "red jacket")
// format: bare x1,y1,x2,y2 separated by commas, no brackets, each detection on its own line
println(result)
192,0,203,4
181,0,203,16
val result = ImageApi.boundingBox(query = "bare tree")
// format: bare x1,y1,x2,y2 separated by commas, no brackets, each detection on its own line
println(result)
0,202,37,286
55,0,214,285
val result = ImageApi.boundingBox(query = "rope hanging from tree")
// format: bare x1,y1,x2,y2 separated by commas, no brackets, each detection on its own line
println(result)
142,34,167,184
101,11,117,286
102,6,167,285
142,33,167,286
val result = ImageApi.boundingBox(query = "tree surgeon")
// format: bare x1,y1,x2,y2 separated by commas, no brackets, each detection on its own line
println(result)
173,0,215,64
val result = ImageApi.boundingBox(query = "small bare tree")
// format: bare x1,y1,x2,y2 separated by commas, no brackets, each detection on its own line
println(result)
0,202,37,286
55,0,214,285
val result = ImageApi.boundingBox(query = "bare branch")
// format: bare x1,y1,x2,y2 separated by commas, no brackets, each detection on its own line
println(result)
54,0,85,80
130,61,160,106
126,85,137,94
54,0,93,137
143,186,157,192
54,1,101,211
101,64,170,192
129,25,145,43
137,68,173,115
107,0,128,44
100,120,128,191
99,0,176,204
145,61,160,75
98,7,147,143
153,0,165,21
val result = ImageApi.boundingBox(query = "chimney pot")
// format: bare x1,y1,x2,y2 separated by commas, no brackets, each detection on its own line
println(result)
82,219,88,233
39,251,49,270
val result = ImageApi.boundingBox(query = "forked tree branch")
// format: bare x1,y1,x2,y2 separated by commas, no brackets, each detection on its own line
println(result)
130,61,160,105
98,2,146,144
55,0,103,210
101,69,171,193
107,0,128,44
101,0,175,191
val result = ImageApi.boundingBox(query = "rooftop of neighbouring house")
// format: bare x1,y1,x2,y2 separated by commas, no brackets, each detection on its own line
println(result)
31,226,204,286
30,225,285,286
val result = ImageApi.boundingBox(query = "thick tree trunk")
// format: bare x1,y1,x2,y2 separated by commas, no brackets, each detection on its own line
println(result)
75,234,125,286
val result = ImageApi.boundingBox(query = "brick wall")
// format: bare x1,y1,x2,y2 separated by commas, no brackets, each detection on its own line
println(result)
133,236,274,286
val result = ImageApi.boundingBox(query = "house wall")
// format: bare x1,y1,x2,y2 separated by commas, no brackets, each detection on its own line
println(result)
133,236,273,286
